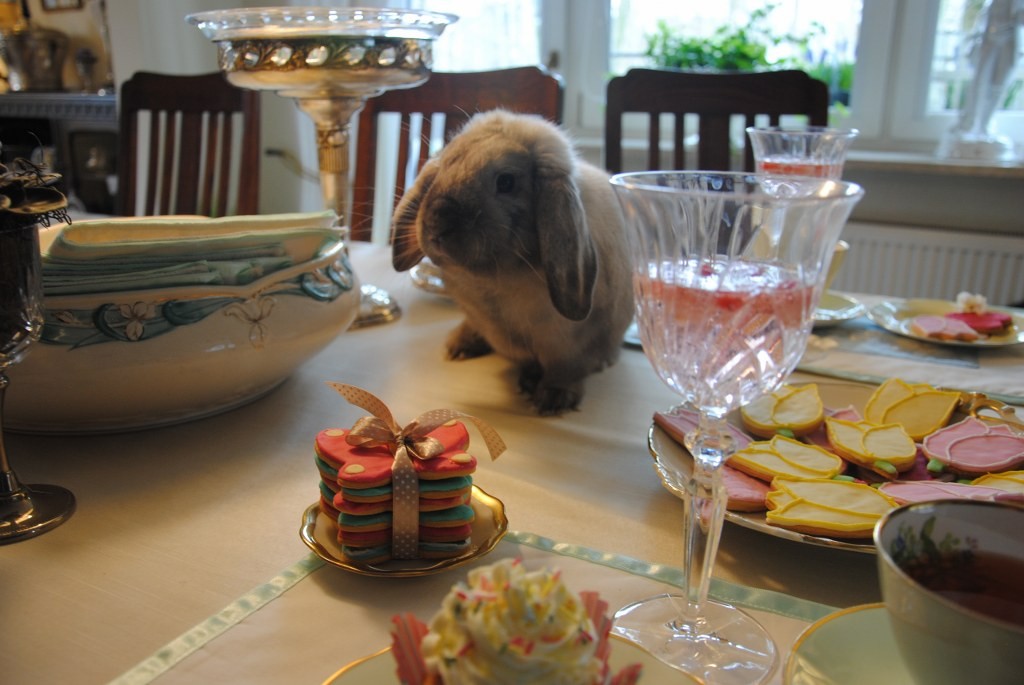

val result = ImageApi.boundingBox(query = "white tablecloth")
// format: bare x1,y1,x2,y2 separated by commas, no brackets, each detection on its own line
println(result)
2,242,1019,685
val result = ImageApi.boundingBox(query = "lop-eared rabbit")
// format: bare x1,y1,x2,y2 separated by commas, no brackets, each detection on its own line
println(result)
391,111,633,415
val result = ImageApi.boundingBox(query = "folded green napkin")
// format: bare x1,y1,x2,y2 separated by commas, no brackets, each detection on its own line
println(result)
42,211,341,295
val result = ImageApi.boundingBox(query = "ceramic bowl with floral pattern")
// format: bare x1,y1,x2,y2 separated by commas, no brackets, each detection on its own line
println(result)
6,214,360,433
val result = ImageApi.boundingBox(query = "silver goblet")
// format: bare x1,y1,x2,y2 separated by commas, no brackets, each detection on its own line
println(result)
0,163,75,544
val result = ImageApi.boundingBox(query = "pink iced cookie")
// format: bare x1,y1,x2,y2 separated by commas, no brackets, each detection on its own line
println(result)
946,310,1012,335
878,480,1024,505
921,417,1024,475
910,314,979,341
721,465,770,511
653,409,767,511
316,421,476,490
654,408,753,450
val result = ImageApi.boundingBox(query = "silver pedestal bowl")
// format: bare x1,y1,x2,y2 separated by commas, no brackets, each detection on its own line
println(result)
188,6,458,326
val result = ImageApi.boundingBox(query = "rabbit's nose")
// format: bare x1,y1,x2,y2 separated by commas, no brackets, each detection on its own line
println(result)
429,196,468,238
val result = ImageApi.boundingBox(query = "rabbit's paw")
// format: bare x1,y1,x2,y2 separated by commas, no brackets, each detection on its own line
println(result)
530,381,583,416
445,322,492,360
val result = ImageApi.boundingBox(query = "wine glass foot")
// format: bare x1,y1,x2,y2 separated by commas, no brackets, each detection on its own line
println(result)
613,593,777,685
351,284,401,329
409,259,446,295
0,480,76,545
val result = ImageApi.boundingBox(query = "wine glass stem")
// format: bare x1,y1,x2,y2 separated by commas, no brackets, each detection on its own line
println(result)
0,372,21,490
681,413,731,619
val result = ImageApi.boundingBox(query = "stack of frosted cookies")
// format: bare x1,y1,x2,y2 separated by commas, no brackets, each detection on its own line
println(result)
314,383,505,565
315,421,478,563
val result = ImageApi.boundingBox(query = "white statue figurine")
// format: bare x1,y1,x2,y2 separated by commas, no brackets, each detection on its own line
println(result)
938,0,1024,161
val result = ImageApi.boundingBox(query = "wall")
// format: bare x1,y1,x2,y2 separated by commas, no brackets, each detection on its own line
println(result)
21,0,110,91
89,0,321,215
20,0,319,215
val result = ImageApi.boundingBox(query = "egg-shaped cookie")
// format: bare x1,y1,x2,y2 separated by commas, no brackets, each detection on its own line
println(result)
863,378,959,441
740,384,824,438
825,417,916,478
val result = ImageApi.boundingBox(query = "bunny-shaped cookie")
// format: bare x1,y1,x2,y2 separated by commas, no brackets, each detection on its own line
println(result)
392,111,633,415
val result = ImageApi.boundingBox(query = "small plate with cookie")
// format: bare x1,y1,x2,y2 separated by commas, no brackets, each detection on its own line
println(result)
301,485,508,577
868,298,1023,347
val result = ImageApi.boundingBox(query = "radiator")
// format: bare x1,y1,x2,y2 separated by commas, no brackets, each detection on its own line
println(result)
834,221,1024,306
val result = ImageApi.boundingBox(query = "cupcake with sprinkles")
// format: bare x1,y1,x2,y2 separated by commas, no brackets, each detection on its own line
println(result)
390,558,643,685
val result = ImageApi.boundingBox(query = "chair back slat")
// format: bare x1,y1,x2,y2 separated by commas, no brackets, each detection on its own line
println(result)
199,113,220,217
117,71,260,217
604,68,830,174
176,111,202,213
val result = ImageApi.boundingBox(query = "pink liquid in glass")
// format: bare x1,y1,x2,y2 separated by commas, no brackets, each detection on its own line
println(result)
636,259,814,414
758,158,842,179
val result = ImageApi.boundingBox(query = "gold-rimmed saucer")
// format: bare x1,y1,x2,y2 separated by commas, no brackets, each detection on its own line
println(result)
300,485,507,578
784,603,915,684
321,634,700,684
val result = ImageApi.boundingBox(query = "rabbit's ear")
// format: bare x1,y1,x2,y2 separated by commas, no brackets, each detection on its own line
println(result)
535,160,597,321
391,161,436,272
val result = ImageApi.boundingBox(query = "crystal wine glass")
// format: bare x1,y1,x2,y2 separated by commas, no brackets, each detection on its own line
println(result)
745,126,858,179
0,173,76,544
609,171,863,684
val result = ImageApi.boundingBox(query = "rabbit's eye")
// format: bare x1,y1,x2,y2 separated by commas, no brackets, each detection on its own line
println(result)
495,173,516,194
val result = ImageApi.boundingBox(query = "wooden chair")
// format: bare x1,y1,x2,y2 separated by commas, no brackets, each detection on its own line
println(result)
604,68,830,173
117,71,261,217
350,66,564,242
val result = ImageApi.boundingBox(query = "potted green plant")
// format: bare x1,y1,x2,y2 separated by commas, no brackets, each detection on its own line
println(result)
644,5,816,72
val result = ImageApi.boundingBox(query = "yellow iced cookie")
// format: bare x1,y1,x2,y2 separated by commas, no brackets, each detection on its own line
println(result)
973,471,1024,495
825,417,916,478
765,477,898,538
729,435,844,482
863,378,959,441
740,384,824,438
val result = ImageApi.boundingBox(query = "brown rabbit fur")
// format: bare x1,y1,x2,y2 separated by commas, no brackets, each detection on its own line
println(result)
392,110,633,415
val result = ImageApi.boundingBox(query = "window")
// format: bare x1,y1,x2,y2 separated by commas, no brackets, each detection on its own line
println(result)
361,0,1024,155
890,0,1024,148
608,0,862,100
597,0,1024,153
598,0,863,153
408,0,542,71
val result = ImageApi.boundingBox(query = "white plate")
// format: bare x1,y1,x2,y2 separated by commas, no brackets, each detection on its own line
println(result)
784,604,914,685
813,291,865,327
323,634,701,684
649,381,880,554
867,299,1024,347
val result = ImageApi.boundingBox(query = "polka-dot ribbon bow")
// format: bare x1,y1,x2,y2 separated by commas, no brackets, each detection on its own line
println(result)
328,383,506,558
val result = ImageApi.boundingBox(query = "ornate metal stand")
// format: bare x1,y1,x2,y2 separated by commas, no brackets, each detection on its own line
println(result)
189,8,458,325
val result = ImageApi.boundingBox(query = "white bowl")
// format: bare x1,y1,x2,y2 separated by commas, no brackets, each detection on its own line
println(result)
874,500,1024,685
6,238,360,434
